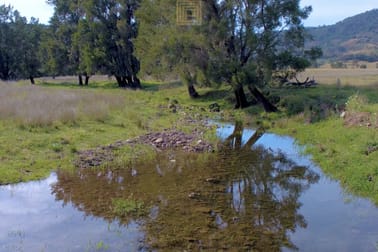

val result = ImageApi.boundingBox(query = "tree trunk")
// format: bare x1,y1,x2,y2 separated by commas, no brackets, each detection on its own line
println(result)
78,74,83,86
29,76,35,85
234,85,249,109
84,74,90,85
248,85,278,112
115,75,126,87
132,75,142,89
188,84,199,98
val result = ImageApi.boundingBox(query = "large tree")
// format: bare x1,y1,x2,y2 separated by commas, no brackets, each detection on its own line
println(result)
136,0,319,110
46,0,142,88
85,0,141,88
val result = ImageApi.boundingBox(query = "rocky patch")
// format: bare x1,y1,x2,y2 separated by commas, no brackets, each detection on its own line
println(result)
75,129,214,169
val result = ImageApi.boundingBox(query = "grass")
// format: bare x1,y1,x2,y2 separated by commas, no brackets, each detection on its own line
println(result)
301,65,378,86
0,83,125,126
272,89,378,204
273,116,378,203
0,80,220,184
1,69,377,205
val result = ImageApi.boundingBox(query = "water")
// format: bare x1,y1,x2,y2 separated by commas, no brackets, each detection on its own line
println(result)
0,173,145,252
0,122,377,251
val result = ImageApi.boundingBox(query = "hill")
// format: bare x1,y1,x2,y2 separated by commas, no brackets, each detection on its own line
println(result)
306,9,378,61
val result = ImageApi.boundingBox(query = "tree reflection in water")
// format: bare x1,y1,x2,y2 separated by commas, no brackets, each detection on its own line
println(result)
52,122,319,250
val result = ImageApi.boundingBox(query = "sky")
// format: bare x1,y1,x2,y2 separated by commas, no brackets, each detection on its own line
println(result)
1,0,377,27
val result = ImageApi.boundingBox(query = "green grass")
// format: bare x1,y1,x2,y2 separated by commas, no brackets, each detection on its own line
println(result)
1,78,378,206
0,80,220,184
272,104,378,204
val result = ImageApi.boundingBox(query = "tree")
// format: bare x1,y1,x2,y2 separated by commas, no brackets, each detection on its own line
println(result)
46,0,142,88
135,0,205,97
0,5,43,84
46,0,88,85
0,5,16,80
136,0,319,110
84,0,142,88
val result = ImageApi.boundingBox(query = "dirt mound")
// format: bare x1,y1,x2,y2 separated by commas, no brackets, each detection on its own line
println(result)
75,129,213,168
342,111,377,128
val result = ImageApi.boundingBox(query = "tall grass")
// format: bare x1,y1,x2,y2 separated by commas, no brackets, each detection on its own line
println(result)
0,83,125,126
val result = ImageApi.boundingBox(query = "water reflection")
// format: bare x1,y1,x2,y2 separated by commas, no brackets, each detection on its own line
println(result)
51,122,319,250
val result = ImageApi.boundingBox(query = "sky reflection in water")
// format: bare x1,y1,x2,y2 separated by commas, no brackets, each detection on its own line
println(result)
0,173,144,252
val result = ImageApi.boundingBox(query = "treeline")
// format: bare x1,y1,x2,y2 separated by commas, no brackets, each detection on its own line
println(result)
0,1,141,87
1,0,321,110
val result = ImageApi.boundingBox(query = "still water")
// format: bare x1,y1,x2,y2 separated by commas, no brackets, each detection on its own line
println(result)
0,123,377,251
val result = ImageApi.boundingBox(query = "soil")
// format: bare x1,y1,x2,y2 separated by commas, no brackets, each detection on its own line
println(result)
75,128,214,169
342,111,378,128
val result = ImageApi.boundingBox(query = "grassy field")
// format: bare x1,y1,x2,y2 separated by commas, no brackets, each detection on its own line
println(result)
0,69,377,204
300,62,378,86
0,79,225,184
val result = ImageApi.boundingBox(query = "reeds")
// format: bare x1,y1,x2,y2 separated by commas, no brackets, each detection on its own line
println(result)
0,82,125,126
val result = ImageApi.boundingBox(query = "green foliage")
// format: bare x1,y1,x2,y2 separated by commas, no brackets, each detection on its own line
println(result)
0,5,43,82
136,0,316,107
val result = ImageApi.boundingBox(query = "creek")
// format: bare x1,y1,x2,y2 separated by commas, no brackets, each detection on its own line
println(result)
0,122,377,251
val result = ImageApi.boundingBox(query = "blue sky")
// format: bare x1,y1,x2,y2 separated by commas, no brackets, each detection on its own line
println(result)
1,0,377,26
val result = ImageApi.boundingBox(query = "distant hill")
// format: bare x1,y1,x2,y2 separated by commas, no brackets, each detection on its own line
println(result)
306,9,378,62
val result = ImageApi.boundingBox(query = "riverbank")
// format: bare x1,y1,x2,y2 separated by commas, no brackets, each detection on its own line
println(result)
0,80,377,205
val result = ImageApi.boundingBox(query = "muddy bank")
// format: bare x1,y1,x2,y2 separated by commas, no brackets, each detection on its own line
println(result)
75,128,214,169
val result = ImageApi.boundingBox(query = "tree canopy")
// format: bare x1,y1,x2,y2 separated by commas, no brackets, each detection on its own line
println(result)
136,0,321,109
0,5,44,83
1,0,321,109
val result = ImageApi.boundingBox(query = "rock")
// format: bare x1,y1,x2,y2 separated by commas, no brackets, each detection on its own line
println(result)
154,138,164,144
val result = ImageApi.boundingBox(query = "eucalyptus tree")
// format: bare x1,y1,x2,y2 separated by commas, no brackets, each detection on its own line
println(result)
136,0,318,110
85,0,142,88
47,0,141,88
0,4,16,80
46,0,89,84
135,0,205,97
0,4,43,84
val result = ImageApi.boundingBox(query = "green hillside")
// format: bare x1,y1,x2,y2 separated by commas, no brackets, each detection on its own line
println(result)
306,9,378,61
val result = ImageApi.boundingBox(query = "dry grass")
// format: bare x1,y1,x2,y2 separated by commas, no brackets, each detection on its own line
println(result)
299,65,378,86
0,82,125,126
